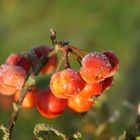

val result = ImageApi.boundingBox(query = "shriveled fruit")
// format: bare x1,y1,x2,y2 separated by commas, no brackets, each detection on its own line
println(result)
50,68,85,99
68,94,93,113
15,87,37,108
0,64,26,96
36,89,67,119
80,52,112,83
6,53,31,72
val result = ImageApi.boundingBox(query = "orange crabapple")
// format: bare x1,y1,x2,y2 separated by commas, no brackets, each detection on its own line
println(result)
50,68,86,99
0,64,26,96
80,52,112,83
36,89,67,119
68,94,93,113
15,86,38,108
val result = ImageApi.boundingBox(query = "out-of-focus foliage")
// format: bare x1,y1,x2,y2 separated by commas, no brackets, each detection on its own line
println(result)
0,0,140,139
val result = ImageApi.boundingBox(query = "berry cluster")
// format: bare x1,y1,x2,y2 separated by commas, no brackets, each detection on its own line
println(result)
50,51,119,113
0,40,119,119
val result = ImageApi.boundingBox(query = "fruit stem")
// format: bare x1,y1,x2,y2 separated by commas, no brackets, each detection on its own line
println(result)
56,56,64,72
69,50,82,66
64,45,70,69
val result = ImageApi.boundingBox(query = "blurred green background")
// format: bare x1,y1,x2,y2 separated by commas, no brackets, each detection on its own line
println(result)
0,0,140,139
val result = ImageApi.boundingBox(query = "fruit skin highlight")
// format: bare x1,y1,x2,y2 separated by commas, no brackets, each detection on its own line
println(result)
80,52,112,83
50,68,85,99
36,89,67,119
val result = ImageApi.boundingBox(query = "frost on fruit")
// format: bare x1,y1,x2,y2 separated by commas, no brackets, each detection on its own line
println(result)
0,64,26,95
80,52,112,83
50,68,85,99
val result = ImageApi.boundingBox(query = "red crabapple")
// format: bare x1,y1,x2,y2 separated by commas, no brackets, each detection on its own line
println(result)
6,53,31,72
0,64,26,96
102,76,113,92
103,51,119,76
80,52,112,83
15,87,37,108
50,68,85,99
68,94,93,113
36,89,67,119
79,76,114,98
79,82,103,98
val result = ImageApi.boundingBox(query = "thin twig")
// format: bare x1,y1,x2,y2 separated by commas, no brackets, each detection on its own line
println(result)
50,28,57,46
1,49,56,140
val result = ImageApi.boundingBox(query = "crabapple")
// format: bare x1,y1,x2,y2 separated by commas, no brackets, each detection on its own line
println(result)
0,64,26,96
102,76,114,92
103,51,119,76
68,94,93,113
80,52,112,83
36,89,67,119
79,76,114,98
40,54,57,74
33,45,57,74
79,82,103,98
50,68,85,99
15,87,37,108
6,53,31,72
